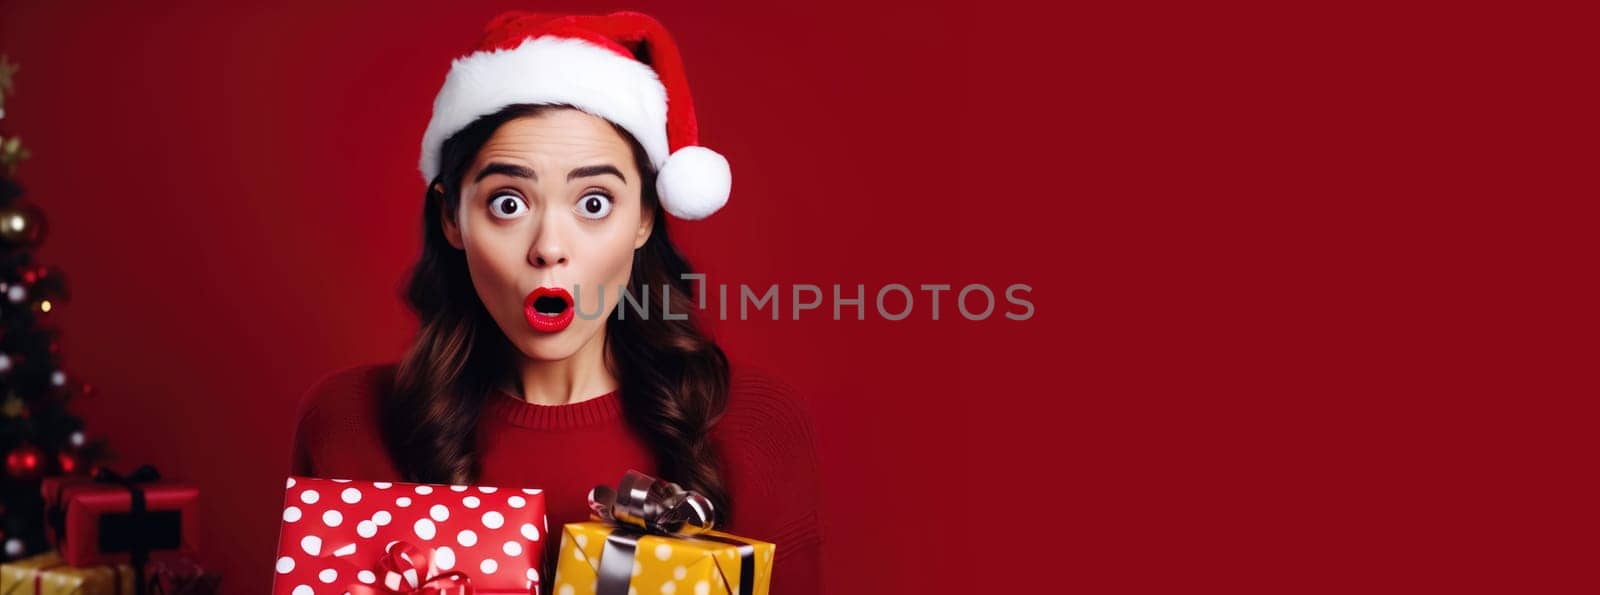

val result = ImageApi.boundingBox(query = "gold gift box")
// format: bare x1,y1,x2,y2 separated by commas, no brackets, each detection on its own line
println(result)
552,521,775,595
1,551,136,595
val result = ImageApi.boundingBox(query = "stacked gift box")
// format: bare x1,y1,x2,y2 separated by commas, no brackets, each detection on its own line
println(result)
0,465,221,595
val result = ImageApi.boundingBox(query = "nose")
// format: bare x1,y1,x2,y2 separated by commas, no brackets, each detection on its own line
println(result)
528,209,568,268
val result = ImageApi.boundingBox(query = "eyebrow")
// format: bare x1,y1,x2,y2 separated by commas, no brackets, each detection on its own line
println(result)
472,162,627,184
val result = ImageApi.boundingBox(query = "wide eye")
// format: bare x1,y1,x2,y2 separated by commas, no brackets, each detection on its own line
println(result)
488,193,528,219
575,192,613,219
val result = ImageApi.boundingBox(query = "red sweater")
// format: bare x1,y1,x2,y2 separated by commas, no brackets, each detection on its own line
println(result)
288,362,823,594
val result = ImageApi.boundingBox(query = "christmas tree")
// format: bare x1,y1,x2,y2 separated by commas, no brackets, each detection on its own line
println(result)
0,54,112,561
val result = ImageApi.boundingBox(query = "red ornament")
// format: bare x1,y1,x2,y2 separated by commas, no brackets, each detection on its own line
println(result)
57,451,81,474
5,443,43,479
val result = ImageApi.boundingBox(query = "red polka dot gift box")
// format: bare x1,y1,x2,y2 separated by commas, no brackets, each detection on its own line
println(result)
271,476,548,595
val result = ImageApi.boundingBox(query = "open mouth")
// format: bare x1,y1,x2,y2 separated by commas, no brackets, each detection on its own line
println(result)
523,287,575,333
533,295,568,315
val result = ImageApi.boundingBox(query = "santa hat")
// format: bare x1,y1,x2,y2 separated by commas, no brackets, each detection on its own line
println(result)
418,10,730,220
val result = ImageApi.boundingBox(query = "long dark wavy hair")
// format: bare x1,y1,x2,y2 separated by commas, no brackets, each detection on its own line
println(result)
381,103,732,520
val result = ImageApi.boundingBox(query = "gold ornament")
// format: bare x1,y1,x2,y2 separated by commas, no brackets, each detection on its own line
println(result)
0,135,27,175
1,395,22,418
0,56,26,175
0,202,44,247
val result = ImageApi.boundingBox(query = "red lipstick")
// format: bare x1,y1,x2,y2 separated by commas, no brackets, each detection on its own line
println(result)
524,287,575,333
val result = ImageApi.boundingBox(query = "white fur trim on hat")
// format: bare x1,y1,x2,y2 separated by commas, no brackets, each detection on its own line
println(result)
656,146,731,220
418,36,670,183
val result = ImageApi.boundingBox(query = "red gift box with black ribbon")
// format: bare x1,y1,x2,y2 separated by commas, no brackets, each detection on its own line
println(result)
41,465,202,568
271,476,548,595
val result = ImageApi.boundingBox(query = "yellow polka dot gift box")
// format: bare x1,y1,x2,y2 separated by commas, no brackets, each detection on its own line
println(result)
271,476,548,594
552,470,774,595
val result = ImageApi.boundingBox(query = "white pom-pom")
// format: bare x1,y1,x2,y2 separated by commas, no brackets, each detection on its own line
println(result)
656,146,730,220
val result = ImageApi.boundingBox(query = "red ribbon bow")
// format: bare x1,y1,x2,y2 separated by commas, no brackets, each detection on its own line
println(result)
346,541,474,595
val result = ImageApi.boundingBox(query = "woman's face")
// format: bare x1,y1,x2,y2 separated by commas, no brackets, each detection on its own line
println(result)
441,108,654,363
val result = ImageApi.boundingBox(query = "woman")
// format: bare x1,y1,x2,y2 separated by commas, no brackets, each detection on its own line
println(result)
288,11,823,593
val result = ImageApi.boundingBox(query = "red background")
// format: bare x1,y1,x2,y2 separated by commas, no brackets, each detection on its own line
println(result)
0,0,1588,593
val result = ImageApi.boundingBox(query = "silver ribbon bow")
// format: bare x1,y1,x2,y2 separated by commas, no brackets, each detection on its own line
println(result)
585,470,756,595
586,469,717,536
